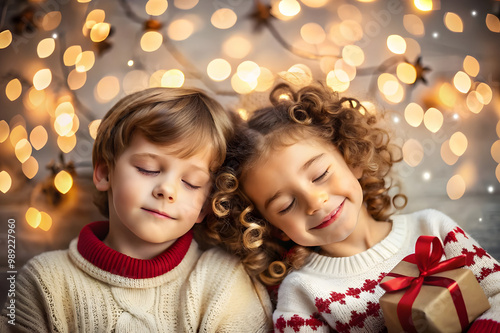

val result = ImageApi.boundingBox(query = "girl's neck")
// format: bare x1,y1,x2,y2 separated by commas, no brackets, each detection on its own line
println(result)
318,206,392,258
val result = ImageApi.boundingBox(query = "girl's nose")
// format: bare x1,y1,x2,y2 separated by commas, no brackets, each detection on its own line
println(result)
153,181,176,202
306,191,328,215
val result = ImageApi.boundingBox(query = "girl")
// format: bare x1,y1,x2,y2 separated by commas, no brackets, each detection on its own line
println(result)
206,83,500,332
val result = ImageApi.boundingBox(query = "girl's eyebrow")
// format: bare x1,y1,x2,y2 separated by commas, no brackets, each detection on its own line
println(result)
264,153,324,209
300,153,324,171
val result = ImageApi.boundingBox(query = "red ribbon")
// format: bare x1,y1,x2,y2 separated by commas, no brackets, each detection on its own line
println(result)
380,236,468,332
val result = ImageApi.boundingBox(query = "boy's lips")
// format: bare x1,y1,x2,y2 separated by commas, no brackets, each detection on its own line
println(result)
142,208,175,219
312,199,346,230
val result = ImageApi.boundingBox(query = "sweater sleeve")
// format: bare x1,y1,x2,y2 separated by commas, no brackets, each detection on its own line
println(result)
180,247,273,333
273,274,330,333
428,210,500,332
0,259,53,333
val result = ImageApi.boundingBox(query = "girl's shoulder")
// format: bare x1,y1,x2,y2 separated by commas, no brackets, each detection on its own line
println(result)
394,208,458,234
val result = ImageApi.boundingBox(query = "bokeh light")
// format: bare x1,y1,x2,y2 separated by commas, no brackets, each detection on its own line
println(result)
486,14,500,33
211,8,237,29
75,51,95,72
140,31,163,52
342,45,364,67
301,23,326,44
57,134,77,153
89,119,102,140
146,0,168,16
95,76,120,103
67,69,87,90
42,11,62,31
207,58,231,81
90,23,111,43
387,35,406,54
403,14,425,36
0,171,12,193
441,140,459,166
423,107,443,133
22,156,39,179
231,73,257,94
39,211,53,231
161,69,185,88
447,174,466,200
174,0,198,10
404,103,424,127
449,131,468,156
223,35,252,59
444,12,463,33
6,78,22,101
463,55,479,77
37,38,56,58
255,67,275,92
453,71,471,93
326,70,349,92
492,140,500,163
237,61,261,82
54,170,73,194
64,45,82,66
15,139,32,163
30,125,48,150
167,19,194,41
279,0,301,17
403,139,424,167
0,30,12,49
397,62,417,84
26,207,42,228
466,91,484,114
33,69,52,90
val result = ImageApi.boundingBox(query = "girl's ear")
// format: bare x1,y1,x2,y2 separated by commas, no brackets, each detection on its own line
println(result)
93,161,111,191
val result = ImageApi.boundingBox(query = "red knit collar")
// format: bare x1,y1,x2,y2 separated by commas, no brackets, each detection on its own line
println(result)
77,221,193,279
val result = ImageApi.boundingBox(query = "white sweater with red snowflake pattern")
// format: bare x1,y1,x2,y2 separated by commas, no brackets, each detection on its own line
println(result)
273,209,500,333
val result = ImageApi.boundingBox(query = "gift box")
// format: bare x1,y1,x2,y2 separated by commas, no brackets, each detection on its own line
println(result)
380,236,490,333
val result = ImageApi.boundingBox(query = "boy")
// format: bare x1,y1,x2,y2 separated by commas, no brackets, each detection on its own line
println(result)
1,87,272,332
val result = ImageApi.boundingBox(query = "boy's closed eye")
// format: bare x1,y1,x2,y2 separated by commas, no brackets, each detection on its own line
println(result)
136,166,160,175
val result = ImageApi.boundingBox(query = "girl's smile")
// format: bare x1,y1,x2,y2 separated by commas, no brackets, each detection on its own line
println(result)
312,198,345,230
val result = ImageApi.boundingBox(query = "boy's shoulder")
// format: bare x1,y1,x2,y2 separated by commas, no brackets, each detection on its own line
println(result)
24,248,71,270
197,246,240,268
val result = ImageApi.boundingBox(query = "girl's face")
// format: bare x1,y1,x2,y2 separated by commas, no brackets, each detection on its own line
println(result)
242,137,365,249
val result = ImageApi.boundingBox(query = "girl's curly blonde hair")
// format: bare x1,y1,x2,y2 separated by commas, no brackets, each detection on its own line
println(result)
204,83,407,286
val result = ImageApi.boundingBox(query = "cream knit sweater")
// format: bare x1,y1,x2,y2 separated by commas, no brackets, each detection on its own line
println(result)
273,209,500,333
0,222,272,332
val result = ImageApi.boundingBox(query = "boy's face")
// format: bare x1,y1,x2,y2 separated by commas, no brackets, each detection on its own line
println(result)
96,133,212,252
242,137,364,249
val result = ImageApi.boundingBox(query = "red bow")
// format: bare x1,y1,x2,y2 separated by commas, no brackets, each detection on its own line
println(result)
380,235,468,332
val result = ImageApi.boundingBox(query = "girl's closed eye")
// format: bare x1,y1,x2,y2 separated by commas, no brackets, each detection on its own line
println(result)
313,168,329,183
182,180,202,190
279,199,295,215
136,166,160,175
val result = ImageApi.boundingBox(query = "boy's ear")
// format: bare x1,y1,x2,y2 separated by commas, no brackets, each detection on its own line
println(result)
195,200,211,224
93,161,111,191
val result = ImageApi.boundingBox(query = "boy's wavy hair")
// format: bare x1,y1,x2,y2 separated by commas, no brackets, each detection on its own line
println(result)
205,83,407,286
92,87,234,218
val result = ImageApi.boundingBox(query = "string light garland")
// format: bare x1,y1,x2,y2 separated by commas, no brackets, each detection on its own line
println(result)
0,0,499,234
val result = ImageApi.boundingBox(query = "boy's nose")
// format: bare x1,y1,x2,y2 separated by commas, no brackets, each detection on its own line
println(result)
153,182,176,202
306,191,328,215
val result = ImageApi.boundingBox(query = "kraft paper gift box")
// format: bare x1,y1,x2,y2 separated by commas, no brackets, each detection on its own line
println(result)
380,236,490,333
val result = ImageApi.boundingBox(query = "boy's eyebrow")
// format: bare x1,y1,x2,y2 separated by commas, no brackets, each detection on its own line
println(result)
264,153,324,209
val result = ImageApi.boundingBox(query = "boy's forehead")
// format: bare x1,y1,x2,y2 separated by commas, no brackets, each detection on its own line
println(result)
127,133,214,171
